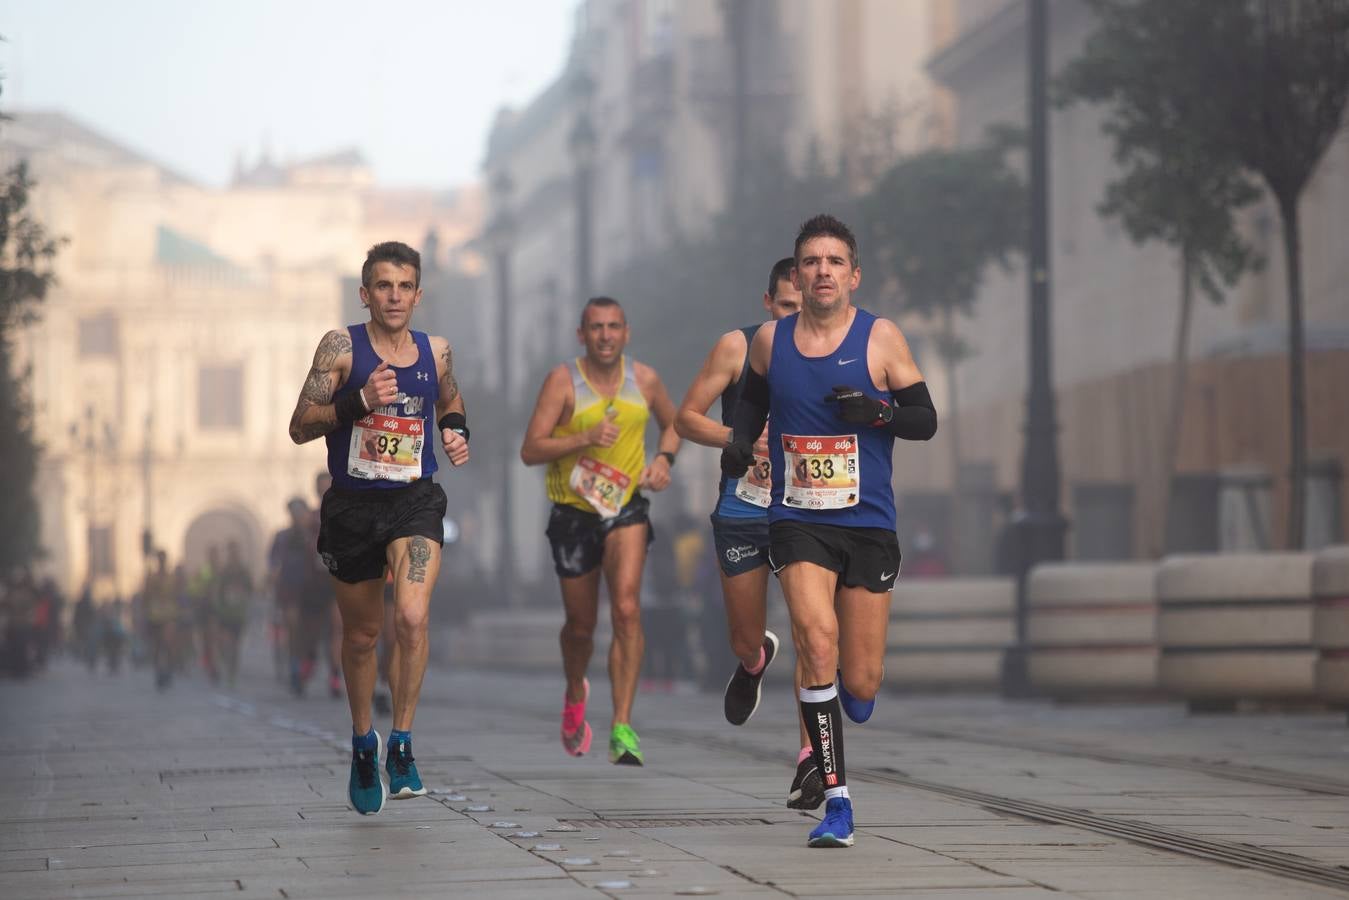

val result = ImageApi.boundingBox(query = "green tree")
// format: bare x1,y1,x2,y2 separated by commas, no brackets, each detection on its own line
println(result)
861,133,1025,567
1057,23,1264,556
0,149,62,575
1056,0,1349,548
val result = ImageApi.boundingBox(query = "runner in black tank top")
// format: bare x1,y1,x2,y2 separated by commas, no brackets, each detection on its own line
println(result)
674,258,825,810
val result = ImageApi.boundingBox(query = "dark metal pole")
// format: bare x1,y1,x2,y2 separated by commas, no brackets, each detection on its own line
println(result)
495,243,514,603
1003,0,1067,697
723,0,749,207
575,160,593,305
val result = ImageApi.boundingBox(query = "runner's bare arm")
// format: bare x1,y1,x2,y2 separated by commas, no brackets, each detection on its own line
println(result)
674,330,746,448
519,365,593,465
288,330,354,444
870,318,925,391
431,336,466,418
432,336,469,466
747,320,775,378
636,363,680,491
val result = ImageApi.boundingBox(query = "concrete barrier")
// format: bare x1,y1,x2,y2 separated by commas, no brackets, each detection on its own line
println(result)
1157,552,1317,710
1312,545,1349,710
1027,561,1159,696
445,609,613,673
886,577,1014,690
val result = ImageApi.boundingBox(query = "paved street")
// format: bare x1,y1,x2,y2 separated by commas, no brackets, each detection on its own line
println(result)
4,633,1349,899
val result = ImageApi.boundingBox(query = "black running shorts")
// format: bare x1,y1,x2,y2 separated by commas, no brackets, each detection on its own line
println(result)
709,513,771,577
767,520,902,593
318,478,446,584
546,493,654,578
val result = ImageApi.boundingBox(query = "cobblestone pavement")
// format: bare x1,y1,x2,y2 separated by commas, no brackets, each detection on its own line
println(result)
3,636,1348,898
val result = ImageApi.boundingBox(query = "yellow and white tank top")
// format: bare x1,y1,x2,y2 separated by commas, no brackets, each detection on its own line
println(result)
546,355,650,517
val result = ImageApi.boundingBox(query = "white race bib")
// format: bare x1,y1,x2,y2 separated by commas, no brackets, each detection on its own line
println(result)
347,413,425,482
781,433,859,510
570,455,632,520
733,431,772,508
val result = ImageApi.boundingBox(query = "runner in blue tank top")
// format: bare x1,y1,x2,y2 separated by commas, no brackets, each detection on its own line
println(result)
288,241,471,817
674,257,827,811
721,215,938,848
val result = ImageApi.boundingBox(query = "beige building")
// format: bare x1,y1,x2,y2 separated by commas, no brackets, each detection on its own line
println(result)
4,112,482,599
920,0,1349,561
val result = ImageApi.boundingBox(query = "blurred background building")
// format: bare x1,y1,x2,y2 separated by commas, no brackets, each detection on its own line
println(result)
2,112,483,601
922,0,1348,567
474,0,1348,597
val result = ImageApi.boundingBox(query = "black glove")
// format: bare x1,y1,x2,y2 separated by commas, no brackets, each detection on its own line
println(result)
720,438,755,478
823,384,892,425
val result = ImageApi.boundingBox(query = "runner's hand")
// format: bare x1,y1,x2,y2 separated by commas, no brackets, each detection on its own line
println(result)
364,360,399,408
586,407,620,448
442,428,470,466
638,455,672,492
823,384,888,424
720,438,754,479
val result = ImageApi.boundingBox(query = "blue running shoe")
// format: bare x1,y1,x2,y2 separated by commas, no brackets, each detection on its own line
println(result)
348,730,386,815
385,736,426,799
808,796,855,847
837,669,876,724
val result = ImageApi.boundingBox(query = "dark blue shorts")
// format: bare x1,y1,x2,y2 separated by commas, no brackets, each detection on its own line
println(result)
709,513,771,577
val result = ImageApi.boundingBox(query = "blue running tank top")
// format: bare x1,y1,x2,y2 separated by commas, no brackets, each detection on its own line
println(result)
714,324,770,519
766,309,896,529
325,324,440,490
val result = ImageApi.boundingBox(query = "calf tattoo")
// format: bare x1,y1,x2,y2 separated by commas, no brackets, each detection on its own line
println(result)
407,536,430,584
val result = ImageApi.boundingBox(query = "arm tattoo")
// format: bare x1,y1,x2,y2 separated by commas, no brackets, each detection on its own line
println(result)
439,342,460,405
289,331,352,443
406,536,431,584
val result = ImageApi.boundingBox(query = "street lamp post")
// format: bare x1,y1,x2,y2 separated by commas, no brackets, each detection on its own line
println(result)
569,68,597,310
487,170,517,604
1003,0,1068,697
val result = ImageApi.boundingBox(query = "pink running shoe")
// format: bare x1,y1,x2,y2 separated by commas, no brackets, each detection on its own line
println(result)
561,678,593,757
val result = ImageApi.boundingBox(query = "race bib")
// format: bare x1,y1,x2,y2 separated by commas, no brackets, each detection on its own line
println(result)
782,433,859,510
734,431,772,508
348,413,424,482
570,455,632,519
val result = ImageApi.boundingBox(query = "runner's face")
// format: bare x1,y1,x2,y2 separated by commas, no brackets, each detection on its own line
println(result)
762,276,803,321
793,236,859,316
360,262,422,330
577,305,628,365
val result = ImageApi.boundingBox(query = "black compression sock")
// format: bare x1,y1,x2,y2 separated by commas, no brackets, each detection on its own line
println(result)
800,683,847,795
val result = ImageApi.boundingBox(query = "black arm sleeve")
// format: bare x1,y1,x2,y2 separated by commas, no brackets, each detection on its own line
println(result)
730,365,770,444
883,381,937,441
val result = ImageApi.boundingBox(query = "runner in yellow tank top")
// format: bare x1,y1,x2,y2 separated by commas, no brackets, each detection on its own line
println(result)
521,297,682,766
545,354,649,515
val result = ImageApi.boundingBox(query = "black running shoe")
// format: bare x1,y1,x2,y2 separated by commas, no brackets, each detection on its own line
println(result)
787,756,825,810
723,630,780,726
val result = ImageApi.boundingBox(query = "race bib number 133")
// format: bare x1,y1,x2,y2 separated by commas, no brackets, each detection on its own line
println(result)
781,433,859,509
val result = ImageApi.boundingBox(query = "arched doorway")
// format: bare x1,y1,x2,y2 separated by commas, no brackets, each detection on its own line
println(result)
181,507,262,577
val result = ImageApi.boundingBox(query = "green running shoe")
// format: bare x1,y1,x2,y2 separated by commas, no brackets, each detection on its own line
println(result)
608,723,644,766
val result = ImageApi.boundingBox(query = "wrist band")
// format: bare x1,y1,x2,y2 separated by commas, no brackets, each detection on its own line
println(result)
359,388,371,412
438,412,470,442
657,450,676,467
334,390,367,424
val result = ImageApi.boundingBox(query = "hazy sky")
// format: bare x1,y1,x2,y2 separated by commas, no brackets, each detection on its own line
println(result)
0,0,574,188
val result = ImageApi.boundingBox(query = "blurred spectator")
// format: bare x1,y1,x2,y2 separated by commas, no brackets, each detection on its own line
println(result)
906,523,949,578
213,540,253,687
73,584,97,672
144,551,178,689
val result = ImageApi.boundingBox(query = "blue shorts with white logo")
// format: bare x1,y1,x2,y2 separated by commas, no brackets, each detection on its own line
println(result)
709,513,771,577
